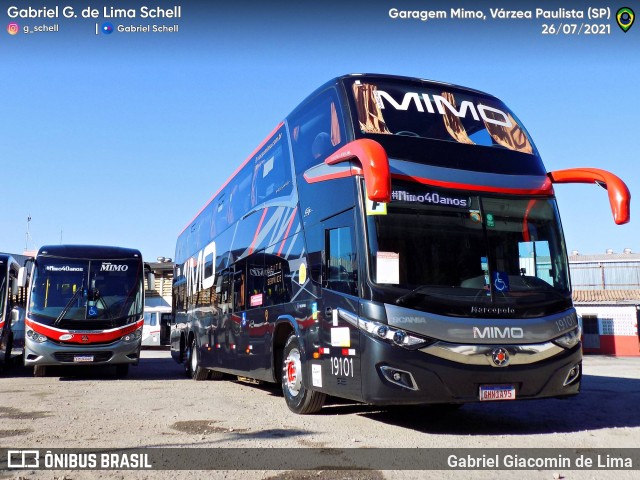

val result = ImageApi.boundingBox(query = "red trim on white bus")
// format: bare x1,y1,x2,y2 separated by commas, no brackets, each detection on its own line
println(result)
25,317,143,345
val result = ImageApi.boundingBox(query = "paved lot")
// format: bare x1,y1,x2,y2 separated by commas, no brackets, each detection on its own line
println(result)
1,350,639,479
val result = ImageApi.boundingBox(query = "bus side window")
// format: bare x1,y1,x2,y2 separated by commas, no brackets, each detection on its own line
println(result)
289,88,346,175
325,226,358,296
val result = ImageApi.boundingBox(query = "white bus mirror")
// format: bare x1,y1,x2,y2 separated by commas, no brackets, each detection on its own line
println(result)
17,267,28,288
147,272,156,291
11,307,24,327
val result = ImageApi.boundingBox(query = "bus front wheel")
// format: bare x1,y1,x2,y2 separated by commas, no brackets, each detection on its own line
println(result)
281,334,326,414
33,365,47,377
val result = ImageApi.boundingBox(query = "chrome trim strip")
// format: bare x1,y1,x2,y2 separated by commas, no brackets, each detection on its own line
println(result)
337,308,359,327
420,341,564,366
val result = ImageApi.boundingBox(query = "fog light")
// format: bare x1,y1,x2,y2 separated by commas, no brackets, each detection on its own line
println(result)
380,366,419,391
563,363,581,386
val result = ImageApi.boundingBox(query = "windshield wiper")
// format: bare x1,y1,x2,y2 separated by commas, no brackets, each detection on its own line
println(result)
395,285,440,306
54,285,85,326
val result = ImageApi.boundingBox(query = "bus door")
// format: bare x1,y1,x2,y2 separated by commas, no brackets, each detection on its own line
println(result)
317,209,361,398
235,252,274,378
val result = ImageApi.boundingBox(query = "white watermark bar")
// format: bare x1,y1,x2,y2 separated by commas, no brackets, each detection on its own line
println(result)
1,448,639,471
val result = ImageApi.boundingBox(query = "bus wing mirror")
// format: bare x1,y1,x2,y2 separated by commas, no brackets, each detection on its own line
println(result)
17,267,28,288
548,168,631,225
325,139,391,203
11,307,24,327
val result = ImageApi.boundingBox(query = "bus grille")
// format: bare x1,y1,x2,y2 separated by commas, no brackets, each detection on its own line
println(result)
53,352,113,363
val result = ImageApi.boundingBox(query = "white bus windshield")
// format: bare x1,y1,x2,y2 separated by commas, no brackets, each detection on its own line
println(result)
29,258,143,326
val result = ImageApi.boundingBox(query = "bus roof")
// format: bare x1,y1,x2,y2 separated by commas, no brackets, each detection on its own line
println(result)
35,245,142,260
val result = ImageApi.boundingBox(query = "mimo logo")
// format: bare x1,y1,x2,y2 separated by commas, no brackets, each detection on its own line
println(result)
7,450,40,468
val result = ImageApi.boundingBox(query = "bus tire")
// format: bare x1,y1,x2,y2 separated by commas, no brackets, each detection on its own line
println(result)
115,364,129,378
281,334,326,414
2,334,12,368
209,370,224,380
187,337,209,381
33,365,47,377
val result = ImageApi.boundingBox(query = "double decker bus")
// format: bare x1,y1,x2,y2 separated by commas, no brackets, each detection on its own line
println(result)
172,74,630,414
22,245,146,377
0,254,26,371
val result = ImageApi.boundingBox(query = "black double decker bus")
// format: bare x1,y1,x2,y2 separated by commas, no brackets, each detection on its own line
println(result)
172,74,630,414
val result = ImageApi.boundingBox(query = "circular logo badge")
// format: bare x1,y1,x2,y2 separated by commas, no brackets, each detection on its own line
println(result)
491,347,510,367
59,334,74,341
101,22,114,35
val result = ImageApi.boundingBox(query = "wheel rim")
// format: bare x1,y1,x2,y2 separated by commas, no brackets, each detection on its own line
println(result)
284,347,302,397
190,343,197,372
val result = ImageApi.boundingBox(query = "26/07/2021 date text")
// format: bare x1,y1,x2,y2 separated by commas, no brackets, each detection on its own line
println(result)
542,23,610,34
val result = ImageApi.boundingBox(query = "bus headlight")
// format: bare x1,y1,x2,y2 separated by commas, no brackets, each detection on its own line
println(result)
553,326,581,349
121,328,142,343
26,329,47,343
358,317,432,349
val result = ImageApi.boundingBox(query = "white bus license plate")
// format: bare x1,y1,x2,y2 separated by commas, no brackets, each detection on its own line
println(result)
479,385,516,401
73,355,94,363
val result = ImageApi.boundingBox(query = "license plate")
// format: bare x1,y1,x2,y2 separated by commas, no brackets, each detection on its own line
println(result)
73,355,94,363
479,384,516,401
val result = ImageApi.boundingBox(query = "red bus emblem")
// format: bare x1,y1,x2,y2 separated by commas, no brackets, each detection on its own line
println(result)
491,348,510,367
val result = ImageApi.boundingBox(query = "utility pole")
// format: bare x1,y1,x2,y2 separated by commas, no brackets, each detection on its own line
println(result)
25,215,32,251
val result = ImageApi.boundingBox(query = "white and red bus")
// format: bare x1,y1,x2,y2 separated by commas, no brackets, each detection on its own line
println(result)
22,245,146,377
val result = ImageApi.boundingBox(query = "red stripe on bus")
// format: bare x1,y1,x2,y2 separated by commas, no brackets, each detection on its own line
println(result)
248,208,269,255
179,122,285,236
305,169,553,196
26,317,143,344
277,207,298,256
391,174,554,196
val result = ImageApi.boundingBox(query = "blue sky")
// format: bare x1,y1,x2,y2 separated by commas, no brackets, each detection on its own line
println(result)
2,0,638,261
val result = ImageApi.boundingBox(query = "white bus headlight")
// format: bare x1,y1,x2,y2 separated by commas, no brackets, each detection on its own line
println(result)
26,329,47,343
358,317,432,349
553,326,581,349
122,328,142,343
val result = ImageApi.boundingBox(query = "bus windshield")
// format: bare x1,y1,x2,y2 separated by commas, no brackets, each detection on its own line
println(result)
29,258,143,327
366,183,571,317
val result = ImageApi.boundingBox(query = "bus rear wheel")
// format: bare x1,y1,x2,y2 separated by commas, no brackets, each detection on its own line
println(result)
281,334,326,414
186,337,209,381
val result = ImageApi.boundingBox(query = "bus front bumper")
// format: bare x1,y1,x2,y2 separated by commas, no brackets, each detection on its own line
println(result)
24,337,141,367
359,334,582,405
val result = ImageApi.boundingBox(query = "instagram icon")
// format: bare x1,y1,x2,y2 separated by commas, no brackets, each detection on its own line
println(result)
7,22,19,35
